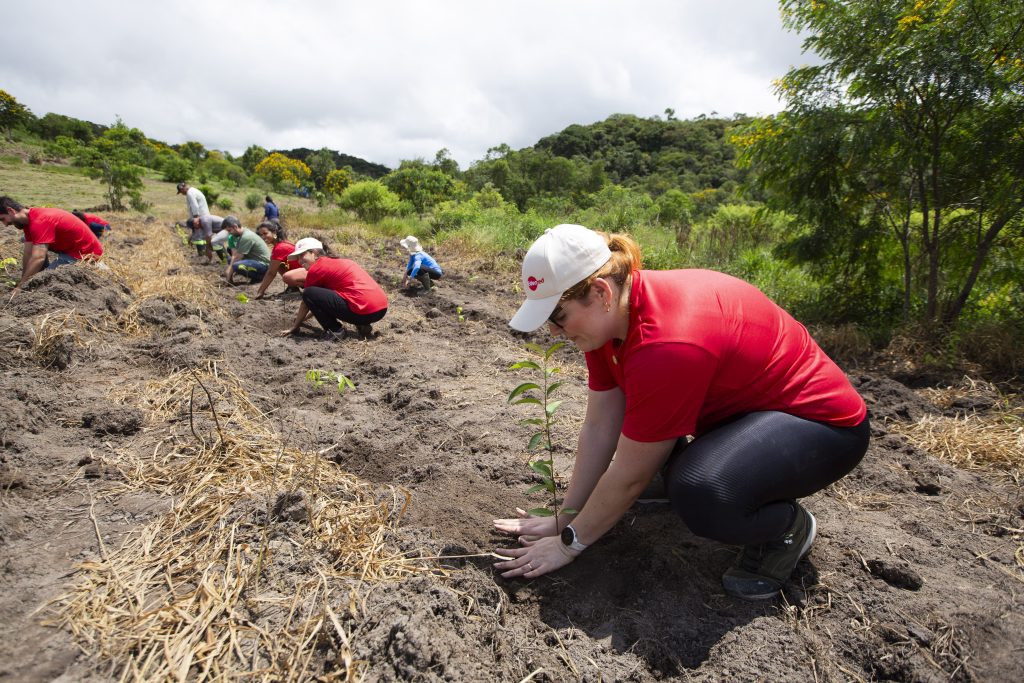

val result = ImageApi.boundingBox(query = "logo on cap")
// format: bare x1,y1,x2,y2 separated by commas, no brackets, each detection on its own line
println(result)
527,276,544,291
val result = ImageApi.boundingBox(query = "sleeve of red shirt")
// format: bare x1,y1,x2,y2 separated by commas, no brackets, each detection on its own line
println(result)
619,342,719,442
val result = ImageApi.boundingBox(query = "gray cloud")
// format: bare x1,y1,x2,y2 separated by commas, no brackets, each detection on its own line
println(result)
2,0,811,169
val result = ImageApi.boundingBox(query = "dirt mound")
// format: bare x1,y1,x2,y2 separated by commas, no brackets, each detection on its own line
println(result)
0,229,1021,682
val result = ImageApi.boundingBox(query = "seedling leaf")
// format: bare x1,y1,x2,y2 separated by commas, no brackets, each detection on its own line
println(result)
513,397,542,406
545,400,563,416
544,341,566,360
526,483,546,494
529,507,554,517
509,360,541,371
546,381,564,396
507,382,542,402
529,460,552,477
527,432,546,451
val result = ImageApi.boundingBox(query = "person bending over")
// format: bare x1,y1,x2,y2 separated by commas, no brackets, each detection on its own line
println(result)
254,221,304,299
280,238,387,341
183,214,225,263
71,210,111,240
493,224,869,601
399,235,443,292
1,196,103,294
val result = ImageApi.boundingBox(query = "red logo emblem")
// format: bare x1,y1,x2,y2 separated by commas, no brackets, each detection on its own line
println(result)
527,276,544,291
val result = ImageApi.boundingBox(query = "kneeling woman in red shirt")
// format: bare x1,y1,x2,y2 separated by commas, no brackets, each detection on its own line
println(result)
493,224,870,601
279,238,388,340
254,221,305,299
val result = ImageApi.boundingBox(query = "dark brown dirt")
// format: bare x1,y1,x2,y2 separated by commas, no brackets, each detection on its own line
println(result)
1,226,1021,682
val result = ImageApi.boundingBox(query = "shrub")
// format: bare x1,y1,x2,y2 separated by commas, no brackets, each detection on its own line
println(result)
216,197,233,211
338,181,402,223
198,184,219,206
161,155,194,184
245,192,262,211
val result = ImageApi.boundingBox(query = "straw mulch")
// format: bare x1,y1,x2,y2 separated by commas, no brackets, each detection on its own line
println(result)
48,221,437,681
52,363,435,681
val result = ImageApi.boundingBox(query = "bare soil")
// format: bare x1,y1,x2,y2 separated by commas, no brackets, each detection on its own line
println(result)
1,223,1021,682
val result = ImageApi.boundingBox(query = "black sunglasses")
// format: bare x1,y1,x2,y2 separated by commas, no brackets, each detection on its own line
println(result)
548,303,565,326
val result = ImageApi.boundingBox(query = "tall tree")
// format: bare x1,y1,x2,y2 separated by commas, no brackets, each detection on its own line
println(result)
739,0,1024,324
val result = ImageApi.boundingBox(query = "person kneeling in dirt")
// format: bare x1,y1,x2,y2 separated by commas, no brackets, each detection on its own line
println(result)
399,235,443,292
183,214,226,263
254,221,305,299
71,210,111,240
493,224,870,601
222,216,271,284
280,238,387,341
1,196,103,295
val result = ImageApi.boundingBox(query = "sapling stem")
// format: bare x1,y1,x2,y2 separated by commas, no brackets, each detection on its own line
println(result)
507,341,576,529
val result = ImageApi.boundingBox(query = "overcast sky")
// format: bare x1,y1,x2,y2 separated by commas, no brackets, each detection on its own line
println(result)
2,0,812,170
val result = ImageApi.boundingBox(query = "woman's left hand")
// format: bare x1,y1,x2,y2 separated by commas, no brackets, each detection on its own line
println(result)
493,535,578,579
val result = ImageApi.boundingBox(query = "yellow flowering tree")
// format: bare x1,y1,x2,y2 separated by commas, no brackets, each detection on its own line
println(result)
254,153,311,191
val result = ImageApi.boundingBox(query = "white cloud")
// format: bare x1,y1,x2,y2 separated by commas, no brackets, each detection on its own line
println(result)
1,0,811,169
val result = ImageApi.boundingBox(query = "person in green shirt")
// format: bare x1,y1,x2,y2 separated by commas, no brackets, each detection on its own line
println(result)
222,216,271,284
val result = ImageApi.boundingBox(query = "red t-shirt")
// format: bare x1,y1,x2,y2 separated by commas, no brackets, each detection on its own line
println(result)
304,257,388,314
271,241,302,270
25,208,103,259
585,269,866,442
81,213,109,227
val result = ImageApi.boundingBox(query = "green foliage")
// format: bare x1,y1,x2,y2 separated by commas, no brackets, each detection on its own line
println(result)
236,293,249,304
740,0,1024,325
305,369,356,394
0,256,18,286
305,147,336,189
338,180,402,222
245,192,263,211
198,184,220,206
240,145,268,174
160,154,194,183
0,90,31,139
31,112,99,142
507,341,575,519
217,197,233,211
383,161,456,214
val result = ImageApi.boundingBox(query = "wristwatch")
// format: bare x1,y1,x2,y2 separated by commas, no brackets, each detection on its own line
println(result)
560,524,588,552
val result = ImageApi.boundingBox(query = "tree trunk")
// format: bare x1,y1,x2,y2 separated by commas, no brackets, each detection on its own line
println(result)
943,204,1023,324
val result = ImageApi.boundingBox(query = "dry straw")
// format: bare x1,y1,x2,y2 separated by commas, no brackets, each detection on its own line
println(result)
50,219,439,681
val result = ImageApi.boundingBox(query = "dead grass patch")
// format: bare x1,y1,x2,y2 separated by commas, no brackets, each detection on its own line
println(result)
51,360,436,678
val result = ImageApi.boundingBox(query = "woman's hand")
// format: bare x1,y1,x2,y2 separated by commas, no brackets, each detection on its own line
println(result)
494,535,579,579
493,508,572,542
280,327,298,337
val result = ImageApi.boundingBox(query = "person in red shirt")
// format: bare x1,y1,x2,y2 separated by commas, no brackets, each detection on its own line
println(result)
279,238,388,340
493,224,870,601
71,210,111,240
1,196,103,294
253,221,305,299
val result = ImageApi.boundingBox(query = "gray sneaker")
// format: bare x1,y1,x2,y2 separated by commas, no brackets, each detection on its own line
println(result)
722,504,816,601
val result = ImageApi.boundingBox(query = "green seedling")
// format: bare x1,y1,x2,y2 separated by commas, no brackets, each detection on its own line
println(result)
0,257,17,286
305,369,356,394
236,293,249,304
507,341,576,522
456,306,465,323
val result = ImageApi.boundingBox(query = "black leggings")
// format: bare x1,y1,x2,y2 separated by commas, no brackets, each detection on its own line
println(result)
665,411,869,546
302,287,387,332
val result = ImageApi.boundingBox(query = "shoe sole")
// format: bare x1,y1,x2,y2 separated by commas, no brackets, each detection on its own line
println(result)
724,510,817,601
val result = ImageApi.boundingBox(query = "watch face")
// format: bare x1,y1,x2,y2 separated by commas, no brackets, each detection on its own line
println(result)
561,526,574,546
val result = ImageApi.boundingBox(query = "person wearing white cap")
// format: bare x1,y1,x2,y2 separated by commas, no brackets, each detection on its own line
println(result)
493,224,870,601
280,237,388,340
399,235,443,292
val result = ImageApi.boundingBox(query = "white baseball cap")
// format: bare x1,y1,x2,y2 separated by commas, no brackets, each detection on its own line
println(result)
287,237,323,260
508,224,611,332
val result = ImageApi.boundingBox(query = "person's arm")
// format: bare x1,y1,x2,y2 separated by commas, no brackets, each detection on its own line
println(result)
494,388,625,540
280,301,311,336
255,260,285,299
224,249,240,282
494,432,674,579
15,243,49,292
